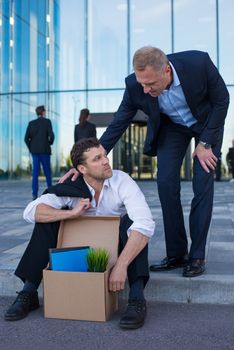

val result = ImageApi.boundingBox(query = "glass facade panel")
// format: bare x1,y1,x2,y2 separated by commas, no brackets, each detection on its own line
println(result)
88,90,124,113
2,0,10,94
59,0,85,90
219,0,234,83
87,0,128,88
131,0,171,56
0,0,59,178
174,0,217,63
0,96,10,176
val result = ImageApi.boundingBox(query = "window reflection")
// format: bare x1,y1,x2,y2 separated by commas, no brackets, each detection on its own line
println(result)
87,0,127,88
174,0,216,63
219,0,234,83
131,0,171,55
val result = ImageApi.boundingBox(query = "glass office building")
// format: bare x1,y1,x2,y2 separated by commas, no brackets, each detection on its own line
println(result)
0,0,59,178
1,0,234,180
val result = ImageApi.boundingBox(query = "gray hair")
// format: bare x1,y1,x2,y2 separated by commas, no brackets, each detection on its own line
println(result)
132,46,169,72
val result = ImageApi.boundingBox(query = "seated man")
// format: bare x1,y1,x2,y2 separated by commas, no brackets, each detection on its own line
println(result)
4,138,155,330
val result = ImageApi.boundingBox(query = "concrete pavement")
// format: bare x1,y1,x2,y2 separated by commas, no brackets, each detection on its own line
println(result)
1,297,234,350
0,179,234,304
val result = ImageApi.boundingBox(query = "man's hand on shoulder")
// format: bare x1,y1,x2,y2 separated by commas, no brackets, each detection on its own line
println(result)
58,168,79,183
193,144,217,173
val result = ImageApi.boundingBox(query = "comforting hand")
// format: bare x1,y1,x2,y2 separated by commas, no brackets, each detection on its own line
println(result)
58,168,79,183
192,144,217,173
70,198,91,217
109,263,127,292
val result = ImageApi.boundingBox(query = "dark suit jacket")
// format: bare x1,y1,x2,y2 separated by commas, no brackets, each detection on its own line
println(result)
44,176,92,200
74,121,96,143
226,147,234,165
24,117,55,155
100,50,229,156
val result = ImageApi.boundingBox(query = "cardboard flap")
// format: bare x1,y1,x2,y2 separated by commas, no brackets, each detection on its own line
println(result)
57,216,120,267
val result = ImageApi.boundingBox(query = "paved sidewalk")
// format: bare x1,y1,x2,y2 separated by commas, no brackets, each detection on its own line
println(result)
0,179,234,304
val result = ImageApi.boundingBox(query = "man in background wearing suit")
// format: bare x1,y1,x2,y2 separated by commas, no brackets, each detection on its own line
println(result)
98,46,229,278
25,105,55,200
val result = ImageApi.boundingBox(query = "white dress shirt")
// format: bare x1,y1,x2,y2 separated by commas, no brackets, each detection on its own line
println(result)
23,170,155,238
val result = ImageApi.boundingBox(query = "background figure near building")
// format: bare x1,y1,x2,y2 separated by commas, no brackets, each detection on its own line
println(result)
226,140,234,182
24,105,55,200
215,152,222,181
74,108,96,143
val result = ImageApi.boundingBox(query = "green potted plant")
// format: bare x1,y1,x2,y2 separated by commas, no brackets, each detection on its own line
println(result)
86,248,110,272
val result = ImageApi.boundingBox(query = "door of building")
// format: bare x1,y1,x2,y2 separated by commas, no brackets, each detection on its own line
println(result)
113,123,156,180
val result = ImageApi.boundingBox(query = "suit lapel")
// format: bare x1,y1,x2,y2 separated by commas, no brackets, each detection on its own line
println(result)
146,94,161,140
169,56,196,115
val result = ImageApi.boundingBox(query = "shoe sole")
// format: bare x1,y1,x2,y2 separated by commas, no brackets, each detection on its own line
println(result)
119,320,145,330
4,303,40,321
183,270,205,278
150,264,188,272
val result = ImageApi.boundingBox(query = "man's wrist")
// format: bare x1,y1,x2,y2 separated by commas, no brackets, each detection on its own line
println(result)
199,141,212,149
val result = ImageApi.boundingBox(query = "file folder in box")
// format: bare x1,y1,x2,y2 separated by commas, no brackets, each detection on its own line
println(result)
49,246,90,272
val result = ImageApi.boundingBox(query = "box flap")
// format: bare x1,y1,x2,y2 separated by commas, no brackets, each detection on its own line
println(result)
57,216,120,267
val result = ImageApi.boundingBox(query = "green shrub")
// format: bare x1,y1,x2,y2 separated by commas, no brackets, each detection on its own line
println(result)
86,248,109,272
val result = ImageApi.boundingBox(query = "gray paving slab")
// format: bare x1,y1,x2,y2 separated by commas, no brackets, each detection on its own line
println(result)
1,297,234,350
0,178,234,304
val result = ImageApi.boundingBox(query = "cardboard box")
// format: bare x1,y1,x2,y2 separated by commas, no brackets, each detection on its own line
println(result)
43,216,120,322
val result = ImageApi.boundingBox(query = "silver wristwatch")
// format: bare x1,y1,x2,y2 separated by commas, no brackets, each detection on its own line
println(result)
199,141,212,149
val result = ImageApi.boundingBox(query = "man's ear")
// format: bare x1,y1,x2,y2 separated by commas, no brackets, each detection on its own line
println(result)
77,164,85,175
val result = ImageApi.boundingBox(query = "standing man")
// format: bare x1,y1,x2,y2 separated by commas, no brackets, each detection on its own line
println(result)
25,105,55,200
98,47,229,277
4,138,155,330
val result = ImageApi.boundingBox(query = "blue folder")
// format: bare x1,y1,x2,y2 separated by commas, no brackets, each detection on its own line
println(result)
49,246,90,272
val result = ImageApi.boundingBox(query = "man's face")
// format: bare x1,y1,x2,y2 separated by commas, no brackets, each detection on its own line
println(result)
135,64,172,97
78,145,113,181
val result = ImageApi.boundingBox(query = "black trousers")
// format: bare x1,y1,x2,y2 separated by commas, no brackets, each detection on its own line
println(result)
156,118,224,259
15,215,149,289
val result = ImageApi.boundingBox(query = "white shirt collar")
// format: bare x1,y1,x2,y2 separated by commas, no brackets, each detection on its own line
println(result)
169,61,180,87
83,177,110,197
160,62,180,94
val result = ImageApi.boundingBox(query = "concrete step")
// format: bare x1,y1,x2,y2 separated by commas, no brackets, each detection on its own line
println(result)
1,268,234,305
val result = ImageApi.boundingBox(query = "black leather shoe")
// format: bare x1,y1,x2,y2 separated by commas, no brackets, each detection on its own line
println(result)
4,291,39,321
119,299,147,330
183,259,205,277
150,255,189,272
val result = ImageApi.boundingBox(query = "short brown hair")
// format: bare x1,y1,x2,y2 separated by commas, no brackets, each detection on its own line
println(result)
70,137,100,169
35,105,46,116
133,46,169,72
